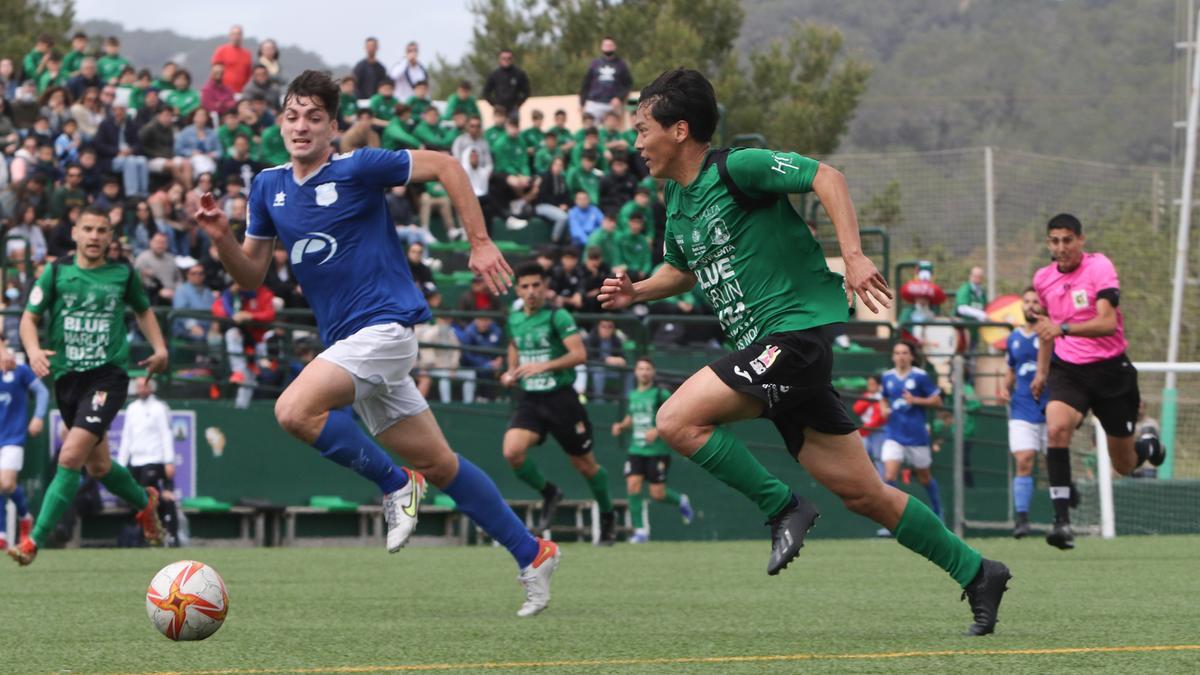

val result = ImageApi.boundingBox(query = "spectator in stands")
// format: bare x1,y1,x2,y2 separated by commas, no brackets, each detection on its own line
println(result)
386,184,420,244
258,39,283,82
263,244,302,308
618,187,654,232
419,181,457,243
136,231,181,304
416,288,465,403
97,37,131,84
217,133,260,187
211,25,253,94
22,34,54,84
66,57,101,101
69,86,103,140
37,88,71,138
600,153,637,215
584,318,627,399
216,108,250,157
200,64,237,117
550,246,583,309
47,162,86,221
852,374,888,479
7,203,49,263
9,81,41,130
53,117,81,163
600,110,633,157
116,376,180,543
483,49,531,120
532,123,560,175
568,190,603,248
352,37,387,100
406,80,433,118
242,65,282,108
536,155,571,243
152,62,177,91
212,280,277,405
128,200,156,256
456,315,504,402
0,58,17,99
461,146,495,234
578,245,611,313
61,32,88,76
406,241,434,289
457,273,499,316
91,175,123,212
380,103,418,150
139,105,193,189
954,265,989,351
579,37,632,120
444,80,480,120
175,107,222,180
172,263,216,341
36,54,66,94
412,105,456,151
567,150,602,206
614,212,653,280
165,69,200,122
390,41,427,102
451,115,492,170
587,214,620,269
368,77,398,125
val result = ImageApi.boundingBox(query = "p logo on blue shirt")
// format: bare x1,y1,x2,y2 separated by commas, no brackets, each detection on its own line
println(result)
291,232,339,266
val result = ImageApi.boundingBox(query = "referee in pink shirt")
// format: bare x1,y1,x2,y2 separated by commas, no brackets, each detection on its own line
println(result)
1030,213,1165,550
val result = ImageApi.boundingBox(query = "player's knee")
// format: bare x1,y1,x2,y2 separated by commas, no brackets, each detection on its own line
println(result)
274,397,319,441
85,454,112,478
569,454,598,477
0,476,14,493
1046,422,1074,445
648,485,666,501
655,404,695,451
501,441,526,467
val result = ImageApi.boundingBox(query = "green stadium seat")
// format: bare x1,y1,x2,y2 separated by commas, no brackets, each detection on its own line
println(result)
181,496,233,512
307,495,360,512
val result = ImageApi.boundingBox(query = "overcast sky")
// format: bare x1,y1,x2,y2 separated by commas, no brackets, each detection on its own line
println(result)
74,0,476,69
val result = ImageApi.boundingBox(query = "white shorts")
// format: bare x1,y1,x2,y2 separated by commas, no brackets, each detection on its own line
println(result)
583,99,616,120
1008,420,1047,454
0,445,24,472
317,323,429,436
880,439,933,469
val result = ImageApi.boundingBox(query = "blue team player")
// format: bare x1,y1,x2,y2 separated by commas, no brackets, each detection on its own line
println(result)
0,364,49,551
880,341,945,519
196,70,559,617
1000,287,1051,539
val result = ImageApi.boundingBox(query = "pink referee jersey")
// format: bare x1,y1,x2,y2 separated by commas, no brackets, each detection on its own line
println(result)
1033,252,1127,365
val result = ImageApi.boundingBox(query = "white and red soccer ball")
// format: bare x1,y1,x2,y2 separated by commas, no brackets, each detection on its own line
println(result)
146,560,229,641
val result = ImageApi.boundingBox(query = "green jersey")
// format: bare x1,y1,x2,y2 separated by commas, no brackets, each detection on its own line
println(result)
662,148,848,350
369,94,397,122
165,88,200,119
614,231,653,275
97,55,131,83
443,93,480,120
508,307,579,393
259,125,290,166
627,386,671,456
62,50,86,76
25,258,150,378
492,133,529,176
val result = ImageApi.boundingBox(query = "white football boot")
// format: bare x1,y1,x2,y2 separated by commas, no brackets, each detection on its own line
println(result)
517,538,561,617
383,468,426,553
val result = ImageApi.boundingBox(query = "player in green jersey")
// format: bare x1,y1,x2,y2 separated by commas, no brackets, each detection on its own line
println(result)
599,69,1010,635
611,356,693,543
501,262,617,545
9,207,169,565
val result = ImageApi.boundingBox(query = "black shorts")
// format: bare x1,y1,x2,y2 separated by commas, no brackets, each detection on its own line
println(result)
624,454,671,483
508,387,594,456
709,326,859,458
1048,353,1140,438
55,365,130,437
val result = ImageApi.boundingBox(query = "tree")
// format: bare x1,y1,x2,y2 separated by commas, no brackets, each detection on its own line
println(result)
0,0,74,71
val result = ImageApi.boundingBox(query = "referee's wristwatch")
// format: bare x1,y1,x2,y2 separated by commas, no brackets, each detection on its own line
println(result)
1059,323,1071,336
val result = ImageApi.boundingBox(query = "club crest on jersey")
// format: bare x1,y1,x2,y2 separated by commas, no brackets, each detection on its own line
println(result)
2,372,12,383
315,182,338,207
91,390,107,410
749,345,781,375
273,191,286,207
1071,289,1088,309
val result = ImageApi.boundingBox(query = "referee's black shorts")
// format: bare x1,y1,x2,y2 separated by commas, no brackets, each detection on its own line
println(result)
1047,353,1140,438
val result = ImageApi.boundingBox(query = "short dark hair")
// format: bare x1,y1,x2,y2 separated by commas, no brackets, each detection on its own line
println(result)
1047,213,1082,235
636,355,655,367
515,261,546,279
459,79,472,90
285,70,340,119
80,205,111,223
638,68,718,143
1023,285,1037,295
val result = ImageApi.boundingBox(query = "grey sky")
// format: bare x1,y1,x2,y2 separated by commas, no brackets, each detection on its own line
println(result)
73,0,476,69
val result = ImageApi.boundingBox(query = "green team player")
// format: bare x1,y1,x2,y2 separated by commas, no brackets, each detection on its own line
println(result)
599,68,1011,635
611,356,693,543
8,207,169,566
501,262,617,545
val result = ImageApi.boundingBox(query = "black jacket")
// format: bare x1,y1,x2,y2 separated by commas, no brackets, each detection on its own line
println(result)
537,170,570,208
482,66,531,111
93,114,142,164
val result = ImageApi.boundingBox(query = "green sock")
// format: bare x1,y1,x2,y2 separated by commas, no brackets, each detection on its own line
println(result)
690,427,792,519
98,462,149,510
513,459,547,493
586,466,614,513
629,493,645,529
894,494,983,588
31,466,82,545
660,488,682,506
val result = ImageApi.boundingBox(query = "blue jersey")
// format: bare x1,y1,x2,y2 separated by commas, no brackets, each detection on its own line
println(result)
0,365,46,446
882,367,939,446
246,148,431,346
1006,327,1048,424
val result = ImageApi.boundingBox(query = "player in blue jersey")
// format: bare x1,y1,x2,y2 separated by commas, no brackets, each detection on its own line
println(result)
1000,287,1050,539
880,341,945,519
196,70,559,617
0,364,49,550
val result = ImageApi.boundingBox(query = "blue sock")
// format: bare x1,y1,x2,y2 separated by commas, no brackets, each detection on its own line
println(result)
0,492,7,536
443,455,540,568
886,479,897,488
924,477,943,518
313,410,407,494
1014,475,1034,515
11,486,28,517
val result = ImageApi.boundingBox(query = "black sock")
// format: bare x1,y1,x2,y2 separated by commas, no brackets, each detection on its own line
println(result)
1047,446,1072,522
540,482,559,500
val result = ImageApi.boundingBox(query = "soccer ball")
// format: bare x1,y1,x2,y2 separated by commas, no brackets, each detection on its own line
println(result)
145,560,229,641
